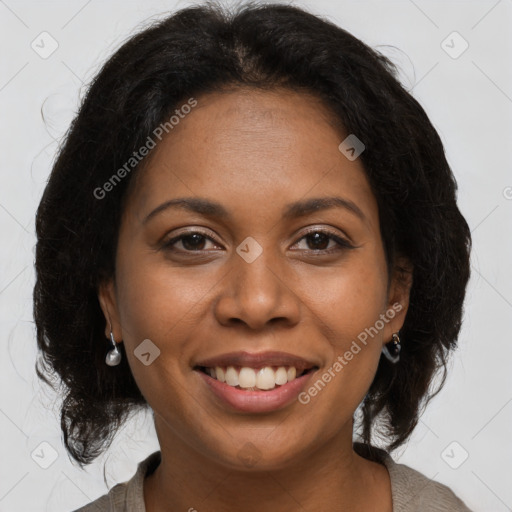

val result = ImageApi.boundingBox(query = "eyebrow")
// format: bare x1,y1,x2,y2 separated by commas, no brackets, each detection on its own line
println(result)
282,196,365,221
143,195,366,224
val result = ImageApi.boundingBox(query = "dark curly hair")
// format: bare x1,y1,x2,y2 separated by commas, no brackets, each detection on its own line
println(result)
34,2,471,466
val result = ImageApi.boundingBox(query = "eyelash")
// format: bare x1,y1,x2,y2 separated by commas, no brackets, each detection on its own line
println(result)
162,228,355,255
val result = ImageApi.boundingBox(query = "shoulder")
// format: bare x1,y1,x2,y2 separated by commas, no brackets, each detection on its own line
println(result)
354,443,473,512
72,452,161,512
384,455,473,511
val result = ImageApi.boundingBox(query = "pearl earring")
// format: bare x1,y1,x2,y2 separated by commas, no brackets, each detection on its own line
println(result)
105,331,122,366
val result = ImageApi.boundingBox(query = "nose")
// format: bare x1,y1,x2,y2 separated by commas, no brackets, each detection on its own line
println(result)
213,245,301,331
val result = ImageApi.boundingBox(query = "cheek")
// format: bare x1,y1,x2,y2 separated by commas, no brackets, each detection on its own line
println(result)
296,295,386,442
297,250,389,348
114,246,216,343
112,244,223,400
113,256,213,414
335,277,388,349
293,248,389,410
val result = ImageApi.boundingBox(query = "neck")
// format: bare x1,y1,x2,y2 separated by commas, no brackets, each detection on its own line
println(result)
144,416,392,512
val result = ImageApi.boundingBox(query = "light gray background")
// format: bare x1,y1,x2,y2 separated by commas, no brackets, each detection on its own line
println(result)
1,0,511,510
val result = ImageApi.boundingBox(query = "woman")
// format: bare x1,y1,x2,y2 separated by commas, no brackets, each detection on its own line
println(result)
34,3,473,511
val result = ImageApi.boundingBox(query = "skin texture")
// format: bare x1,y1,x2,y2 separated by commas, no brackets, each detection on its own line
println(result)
99,87,412,511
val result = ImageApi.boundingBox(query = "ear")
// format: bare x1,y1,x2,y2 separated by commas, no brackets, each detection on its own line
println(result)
383,255,413,342
98,279,123,342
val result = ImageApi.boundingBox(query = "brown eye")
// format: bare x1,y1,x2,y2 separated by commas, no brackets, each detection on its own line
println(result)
304,232,331,250
163,230,220,253
293,229,354,253
180,233,207,251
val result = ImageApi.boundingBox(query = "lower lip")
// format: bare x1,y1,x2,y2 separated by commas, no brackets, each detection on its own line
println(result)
196,369,317,413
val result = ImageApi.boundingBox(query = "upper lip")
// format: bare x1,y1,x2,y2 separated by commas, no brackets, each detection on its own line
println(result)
194,351,319,371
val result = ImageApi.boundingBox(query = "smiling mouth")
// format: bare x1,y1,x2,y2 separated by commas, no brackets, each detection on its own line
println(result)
195,365,318,391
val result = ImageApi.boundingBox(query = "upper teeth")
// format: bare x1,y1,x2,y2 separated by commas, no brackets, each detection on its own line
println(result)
206,366,300,390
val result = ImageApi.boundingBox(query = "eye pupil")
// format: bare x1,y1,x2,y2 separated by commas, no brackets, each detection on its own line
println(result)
182,234,206,251
306,232,329,250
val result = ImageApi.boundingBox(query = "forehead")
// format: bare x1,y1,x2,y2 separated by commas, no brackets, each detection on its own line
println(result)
127,87,378,227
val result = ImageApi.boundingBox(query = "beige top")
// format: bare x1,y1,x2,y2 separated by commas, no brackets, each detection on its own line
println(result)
74,444,473,511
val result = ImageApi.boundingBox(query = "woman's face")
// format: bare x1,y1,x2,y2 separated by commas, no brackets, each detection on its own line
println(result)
100,87,410,470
